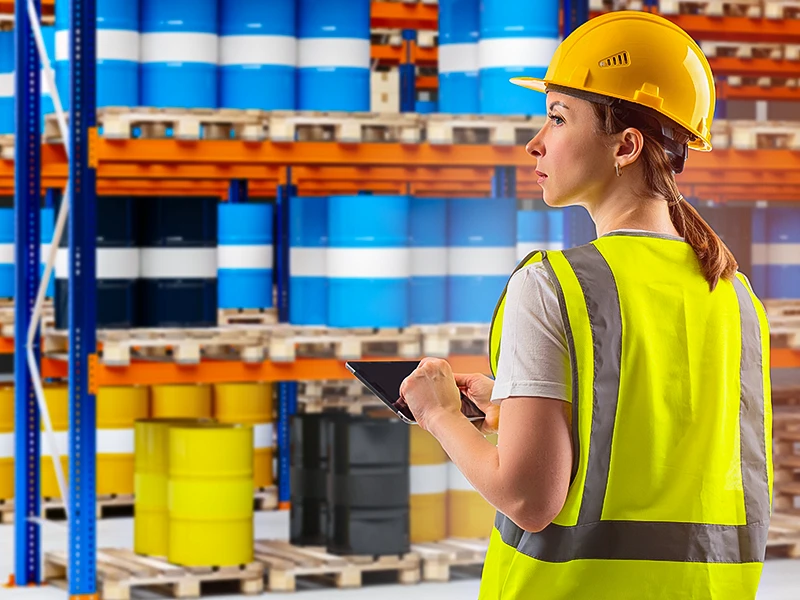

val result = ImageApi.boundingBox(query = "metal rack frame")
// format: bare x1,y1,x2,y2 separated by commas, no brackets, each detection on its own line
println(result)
17,0,800,592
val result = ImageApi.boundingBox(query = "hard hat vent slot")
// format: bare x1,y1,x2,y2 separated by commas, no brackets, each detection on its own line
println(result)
599,52,630,69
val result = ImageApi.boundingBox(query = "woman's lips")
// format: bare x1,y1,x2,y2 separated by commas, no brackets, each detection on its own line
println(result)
536,170,548,185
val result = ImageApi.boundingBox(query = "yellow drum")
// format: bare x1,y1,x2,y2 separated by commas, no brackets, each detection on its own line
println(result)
41,385,69,499
134,418,211,557
409,426,448,543
168,424,254,567
213,383,274,489
447,461,495,539
97,386,149,496
151,384,212,419
0,386,14,500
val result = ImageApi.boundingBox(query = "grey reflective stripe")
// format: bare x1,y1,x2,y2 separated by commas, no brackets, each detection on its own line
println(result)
496,517,768,564
563,245,622,524
494,251,770,566
542,256,581,480
734,278,771,524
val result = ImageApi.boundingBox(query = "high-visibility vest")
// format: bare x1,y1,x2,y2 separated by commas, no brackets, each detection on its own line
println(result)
481,233,773,600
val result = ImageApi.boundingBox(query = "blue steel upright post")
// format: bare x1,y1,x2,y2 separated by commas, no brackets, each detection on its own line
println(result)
563,0,589,37
68,0,98,593
275,173,297,508
14,0,42,585
229,179,248,204
399,29,416,112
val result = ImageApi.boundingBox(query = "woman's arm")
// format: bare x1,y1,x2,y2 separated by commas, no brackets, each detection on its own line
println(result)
428,393,572,533
401,358,572,533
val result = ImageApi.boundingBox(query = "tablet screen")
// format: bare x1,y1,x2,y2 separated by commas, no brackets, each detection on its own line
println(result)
347,360,486,423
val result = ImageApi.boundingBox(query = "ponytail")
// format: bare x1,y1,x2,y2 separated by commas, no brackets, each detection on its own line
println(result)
592,103,737,291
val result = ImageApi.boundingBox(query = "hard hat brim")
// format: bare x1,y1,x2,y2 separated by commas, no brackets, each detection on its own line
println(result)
509,77,547,93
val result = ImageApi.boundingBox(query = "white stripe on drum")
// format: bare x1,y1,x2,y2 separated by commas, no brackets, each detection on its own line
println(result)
448,247,516,276
410,247,447,277
220,35,296,67
410,463,448,495
297,38,371,69
140,248,217,279
96,428,135,454
253,423,274,449
218,245,274,270
327,247,409,279
140,32,219,65
290,247,327,278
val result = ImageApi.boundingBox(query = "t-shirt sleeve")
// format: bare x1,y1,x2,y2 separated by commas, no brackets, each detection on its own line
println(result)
490,262,571,404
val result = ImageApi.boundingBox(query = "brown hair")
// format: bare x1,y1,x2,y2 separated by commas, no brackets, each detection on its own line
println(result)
591,103,737,291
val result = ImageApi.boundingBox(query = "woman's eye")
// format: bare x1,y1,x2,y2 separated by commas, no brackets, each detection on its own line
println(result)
548,114,564,126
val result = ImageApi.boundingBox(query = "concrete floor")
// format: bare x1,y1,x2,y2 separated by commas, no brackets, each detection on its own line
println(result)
0,512,798,599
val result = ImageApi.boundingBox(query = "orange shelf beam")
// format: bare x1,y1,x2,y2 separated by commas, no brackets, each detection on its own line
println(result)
719,82,800,101
372,44,438,67
42,355,491,385
371,1,438,31
1,0,53,15
772,349,800,369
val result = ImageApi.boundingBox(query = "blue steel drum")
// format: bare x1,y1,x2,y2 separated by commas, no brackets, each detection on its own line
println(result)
56,0,140,108
478,0,559,115
141,0,218,108
0,209,12,298
447,198,516,324
218,202,274,310
41,207,56,298
409,198,447,325
139,197,217,327
297,0,370,112
750,206,768,299
328,195,409,328
415,100,438,114
766,206,800,300
547,209,564,251
562,205,596,248
0,32,13,134
290,196,328,326
516,210,548,262
438,0,479,114
56,196,140,329
220,0,296,110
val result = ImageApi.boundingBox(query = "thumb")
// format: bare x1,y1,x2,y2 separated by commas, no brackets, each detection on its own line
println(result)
453,372,473,388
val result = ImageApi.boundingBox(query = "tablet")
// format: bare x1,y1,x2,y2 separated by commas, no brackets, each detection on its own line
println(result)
346,360,486,425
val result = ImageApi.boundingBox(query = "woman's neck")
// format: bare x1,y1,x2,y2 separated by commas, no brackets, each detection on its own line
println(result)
588,187,680,239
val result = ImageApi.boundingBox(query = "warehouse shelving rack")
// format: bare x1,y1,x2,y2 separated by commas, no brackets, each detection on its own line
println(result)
6,0,800,596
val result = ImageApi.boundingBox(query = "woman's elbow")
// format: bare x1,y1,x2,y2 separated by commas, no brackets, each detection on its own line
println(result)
505,498,564,533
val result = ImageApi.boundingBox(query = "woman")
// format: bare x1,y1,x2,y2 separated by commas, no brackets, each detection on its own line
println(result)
400,11,772,599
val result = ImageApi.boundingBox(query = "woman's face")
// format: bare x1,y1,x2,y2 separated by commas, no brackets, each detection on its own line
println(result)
526,92,616,207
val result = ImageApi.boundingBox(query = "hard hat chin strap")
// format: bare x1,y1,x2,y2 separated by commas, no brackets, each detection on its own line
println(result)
547,84,691,174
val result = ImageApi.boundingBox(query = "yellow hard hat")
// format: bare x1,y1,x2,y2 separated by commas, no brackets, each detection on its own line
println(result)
510,11,715,152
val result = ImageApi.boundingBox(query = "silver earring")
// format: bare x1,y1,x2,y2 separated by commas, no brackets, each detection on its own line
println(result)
615,163,622,177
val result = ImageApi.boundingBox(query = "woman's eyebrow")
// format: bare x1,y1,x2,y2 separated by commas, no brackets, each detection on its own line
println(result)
548,101,569,111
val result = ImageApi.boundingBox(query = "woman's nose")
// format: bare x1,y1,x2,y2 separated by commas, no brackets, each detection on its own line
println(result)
526,132,544,158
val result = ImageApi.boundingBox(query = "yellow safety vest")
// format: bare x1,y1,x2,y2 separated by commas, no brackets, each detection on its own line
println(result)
481,232,773,600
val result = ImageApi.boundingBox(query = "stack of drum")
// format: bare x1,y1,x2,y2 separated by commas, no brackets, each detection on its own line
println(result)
751,205,800,301
214,383,275,491
96,386,149,496
289,196,328,326
409,198,447,326
409,427,448,543
447,198,516,324
151,384,213,419
438,0,480,114
0,386,13,502
134,419,254,566
290,412,411,556
217,203,274,312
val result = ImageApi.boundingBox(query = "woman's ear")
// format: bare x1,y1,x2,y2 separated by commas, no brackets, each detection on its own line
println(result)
615,127,645,169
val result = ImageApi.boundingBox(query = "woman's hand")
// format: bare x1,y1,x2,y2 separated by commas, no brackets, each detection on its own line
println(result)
399,357,462,431
455,372,500,435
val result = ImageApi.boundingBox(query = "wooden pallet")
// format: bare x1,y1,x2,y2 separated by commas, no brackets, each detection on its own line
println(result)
660,0,762,16
774,409,800,514
764,0,800,18
0,494,135,524
44,107,267,142
425,114,545,146
0,135,13,160
0,302,55,337
767,514,800,558
268,327,421,362
267,111,423,143
726,76,799,88
726,121,800,150
413,324,490,358
255,540,420,592
218,308,278,326
44,327,271,366
590,0,645,11
765,300,800,319
412,538,489,582
45,549,264,600
700,41,796,61
254,486,279,512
